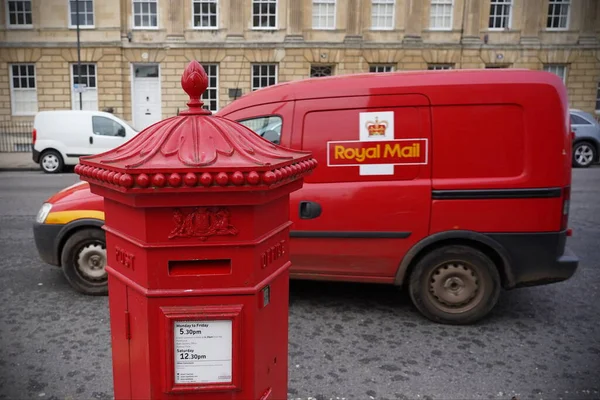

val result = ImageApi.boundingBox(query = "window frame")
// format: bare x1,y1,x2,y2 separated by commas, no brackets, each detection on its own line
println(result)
312,0,336,30
70,62,99,111
570,113,593,126
251,64,278,91
371,0,395,30
92,115,127,137
543,64,568,84
68,0,95,29
427,64,454,70
192,0,218,29
429,0,453,31
9,63,38,116
251,0,278,30
546,0,570,31
310,64,335,77
132,0,159,30
200,63,219,112
369,64,395,73
5,0,33,28
488,0,512,30
237,114,283,144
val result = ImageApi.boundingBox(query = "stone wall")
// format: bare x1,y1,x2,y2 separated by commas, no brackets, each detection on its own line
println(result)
0,46,599,124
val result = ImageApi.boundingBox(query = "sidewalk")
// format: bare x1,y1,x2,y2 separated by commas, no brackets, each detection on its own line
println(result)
0,152,40,171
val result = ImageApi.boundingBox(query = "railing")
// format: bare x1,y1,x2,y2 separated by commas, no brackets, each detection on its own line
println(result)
0,121,34,152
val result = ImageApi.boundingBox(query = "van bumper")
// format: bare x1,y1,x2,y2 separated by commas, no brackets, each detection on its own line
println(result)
33,222,63,266
488,231,579,289
32,149,40,163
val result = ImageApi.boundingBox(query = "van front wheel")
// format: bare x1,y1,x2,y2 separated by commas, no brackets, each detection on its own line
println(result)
408,245,501,325
40,150,64,173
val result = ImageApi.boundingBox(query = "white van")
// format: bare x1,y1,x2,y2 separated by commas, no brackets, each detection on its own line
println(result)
32,110,138,173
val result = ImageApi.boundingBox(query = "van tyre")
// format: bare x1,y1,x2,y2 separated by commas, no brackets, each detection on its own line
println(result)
60,228,108,296
572,142,596,168
40,150,64,173
408,245,501,325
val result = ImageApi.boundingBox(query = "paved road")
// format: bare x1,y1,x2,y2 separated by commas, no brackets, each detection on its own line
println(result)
0,169,599,400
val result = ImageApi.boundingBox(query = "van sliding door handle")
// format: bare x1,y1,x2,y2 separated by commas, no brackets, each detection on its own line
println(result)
299,201,322,219
89,136,93,144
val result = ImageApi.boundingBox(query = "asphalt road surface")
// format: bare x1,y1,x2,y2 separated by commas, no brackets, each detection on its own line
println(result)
0,169,599,400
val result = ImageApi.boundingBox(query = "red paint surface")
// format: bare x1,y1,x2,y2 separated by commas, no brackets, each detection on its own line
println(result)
52,68,572,286
74,61,314,399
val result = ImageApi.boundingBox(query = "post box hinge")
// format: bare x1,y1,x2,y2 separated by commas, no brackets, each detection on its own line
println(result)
125,310,131,340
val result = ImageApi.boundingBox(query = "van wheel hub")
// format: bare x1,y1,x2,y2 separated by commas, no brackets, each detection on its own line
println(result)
429,263,479,309
77,244,107,280
42,154,59,171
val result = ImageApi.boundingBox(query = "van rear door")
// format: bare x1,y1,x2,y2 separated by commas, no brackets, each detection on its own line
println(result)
289,94,432,281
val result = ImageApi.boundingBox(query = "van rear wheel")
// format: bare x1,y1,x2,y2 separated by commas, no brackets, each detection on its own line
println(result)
408,245,501,325
40,150,64,173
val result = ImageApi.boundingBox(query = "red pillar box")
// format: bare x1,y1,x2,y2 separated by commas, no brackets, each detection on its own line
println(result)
75,61,316,400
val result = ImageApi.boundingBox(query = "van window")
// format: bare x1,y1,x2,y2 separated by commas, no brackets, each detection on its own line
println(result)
92,116,126,137
570,114,591,125
238,116,282,144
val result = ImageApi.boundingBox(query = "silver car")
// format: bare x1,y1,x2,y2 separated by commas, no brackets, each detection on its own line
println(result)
571,109,600,168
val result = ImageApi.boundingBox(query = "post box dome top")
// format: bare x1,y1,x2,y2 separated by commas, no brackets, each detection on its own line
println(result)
75,61,316,192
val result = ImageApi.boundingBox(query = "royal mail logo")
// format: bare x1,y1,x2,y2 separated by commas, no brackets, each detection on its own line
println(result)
327,139,428,166
366,117,388,136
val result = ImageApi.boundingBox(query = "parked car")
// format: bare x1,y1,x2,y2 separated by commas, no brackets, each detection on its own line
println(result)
34,68,578,325
570,109,600,168
32,110,138,173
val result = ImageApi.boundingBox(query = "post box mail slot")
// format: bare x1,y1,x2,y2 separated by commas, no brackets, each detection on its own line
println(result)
168,259,232,276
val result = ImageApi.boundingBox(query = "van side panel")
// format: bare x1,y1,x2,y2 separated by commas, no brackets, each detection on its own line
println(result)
430,83,569,234
289,94,432,279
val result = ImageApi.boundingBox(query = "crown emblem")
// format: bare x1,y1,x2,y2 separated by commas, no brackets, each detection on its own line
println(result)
366,117,388,136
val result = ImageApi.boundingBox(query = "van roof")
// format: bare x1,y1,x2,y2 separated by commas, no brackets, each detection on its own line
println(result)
217,68,566,114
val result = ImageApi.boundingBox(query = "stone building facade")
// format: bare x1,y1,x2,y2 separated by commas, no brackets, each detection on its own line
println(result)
0,0,599,130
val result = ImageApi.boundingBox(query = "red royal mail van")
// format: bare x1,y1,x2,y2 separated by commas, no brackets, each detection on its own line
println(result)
34,68,578,325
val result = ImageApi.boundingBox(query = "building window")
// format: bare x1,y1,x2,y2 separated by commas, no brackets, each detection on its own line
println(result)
69,0,94,27
427,64,454,70
543,64,567,83
71,63,98,110
133,0,158,28
193,0,218,28
251,64,277,91
369,65,395,73
371,0,394,30
596,82,600,113
312,0,336,29
9,64,37,116
252,0,277,29
488,0,511,29
429,0,453,30
6,0,32,26
310,65,334,77
201,64,219,112
547,0,570,29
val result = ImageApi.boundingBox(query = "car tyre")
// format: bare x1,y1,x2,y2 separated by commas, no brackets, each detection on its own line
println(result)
408,245,501,325
40,150,64,174
572,141,596,168
61,228,108,296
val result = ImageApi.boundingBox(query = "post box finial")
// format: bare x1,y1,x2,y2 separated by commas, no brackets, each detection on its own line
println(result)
180,60,211,116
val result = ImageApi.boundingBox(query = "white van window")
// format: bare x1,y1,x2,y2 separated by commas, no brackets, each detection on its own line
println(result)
238,115,282,144
92,116,126,137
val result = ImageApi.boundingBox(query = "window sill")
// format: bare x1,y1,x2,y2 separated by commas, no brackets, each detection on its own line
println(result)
251,27,278,31
191,26,220,30
68,25,95,29
132,27,160,31
6,25,33,30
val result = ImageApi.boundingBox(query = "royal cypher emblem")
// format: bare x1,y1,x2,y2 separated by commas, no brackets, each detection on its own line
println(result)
168,207,238,240
366,117,388,136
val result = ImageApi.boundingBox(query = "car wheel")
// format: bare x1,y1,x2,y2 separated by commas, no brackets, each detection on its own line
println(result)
572,142,596,168
408,245,501,325
40,150,64,174
60,228,108,296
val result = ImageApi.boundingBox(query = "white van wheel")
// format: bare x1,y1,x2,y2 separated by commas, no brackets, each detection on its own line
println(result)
40,150,64,173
